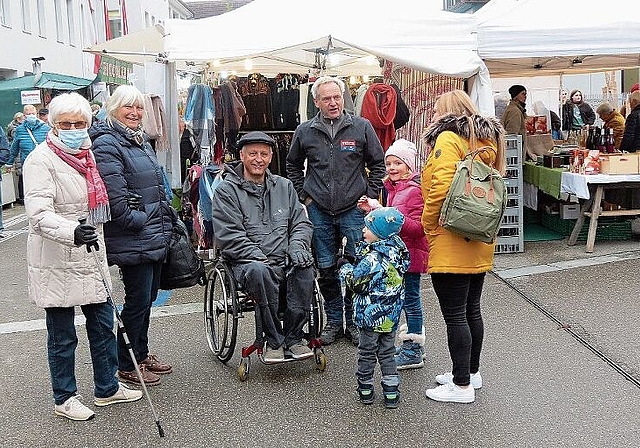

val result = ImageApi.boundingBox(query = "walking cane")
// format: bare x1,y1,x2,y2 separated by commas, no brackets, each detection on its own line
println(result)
80,219,165,437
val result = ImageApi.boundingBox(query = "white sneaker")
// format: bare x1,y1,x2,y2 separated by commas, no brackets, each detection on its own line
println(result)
286,342,314,360
94,382,143,407
54,395,95,421
435,371,483,389
426,382,475,403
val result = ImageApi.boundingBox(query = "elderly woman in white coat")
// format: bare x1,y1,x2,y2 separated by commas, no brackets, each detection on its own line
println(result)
23,92,142,422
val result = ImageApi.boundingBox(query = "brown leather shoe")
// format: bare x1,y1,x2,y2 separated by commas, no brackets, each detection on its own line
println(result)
140,354,173,374
118,365,161,386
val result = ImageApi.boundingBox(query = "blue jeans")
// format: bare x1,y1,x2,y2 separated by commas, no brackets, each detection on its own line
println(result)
46,303,119,405
0,177,4,232
430,272,485,387
403,273,423,334
118,261,163,371
306,202,364,326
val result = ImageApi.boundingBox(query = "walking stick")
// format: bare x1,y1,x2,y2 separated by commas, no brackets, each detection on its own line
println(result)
80,220,165,437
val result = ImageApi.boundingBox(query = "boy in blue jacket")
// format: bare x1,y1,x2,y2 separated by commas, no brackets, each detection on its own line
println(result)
338,207,410,408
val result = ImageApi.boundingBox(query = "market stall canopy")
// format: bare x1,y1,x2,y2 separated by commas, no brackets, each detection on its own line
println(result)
85,24,167,65
0,72,94,91
475,0,640,78
161,0,483,78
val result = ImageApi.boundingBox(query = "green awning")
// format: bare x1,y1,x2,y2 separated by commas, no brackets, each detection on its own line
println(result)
0,75,36,91
35,72,95,90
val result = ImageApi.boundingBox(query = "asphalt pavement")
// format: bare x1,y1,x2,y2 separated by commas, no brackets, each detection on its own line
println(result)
1,203,639,447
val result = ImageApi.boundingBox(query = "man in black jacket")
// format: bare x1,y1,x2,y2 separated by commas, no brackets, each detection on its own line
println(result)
620,91,640,153
286,76,386,346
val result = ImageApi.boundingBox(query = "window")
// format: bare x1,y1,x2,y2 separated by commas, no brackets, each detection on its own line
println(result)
54,0,64,41
108,9,122,39
0,0,11,27
37,0,45,36
21,0,30,32
66,0,75,44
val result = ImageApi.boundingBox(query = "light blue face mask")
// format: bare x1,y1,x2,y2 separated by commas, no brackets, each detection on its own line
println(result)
58,129,89,149
25,114,37,123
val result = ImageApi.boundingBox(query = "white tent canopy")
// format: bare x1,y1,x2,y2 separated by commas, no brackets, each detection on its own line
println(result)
162,0,483,79
475,0,640,78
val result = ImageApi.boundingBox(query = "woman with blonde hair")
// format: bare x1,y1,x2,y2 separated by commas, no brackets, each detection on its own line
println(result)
420,89,506,403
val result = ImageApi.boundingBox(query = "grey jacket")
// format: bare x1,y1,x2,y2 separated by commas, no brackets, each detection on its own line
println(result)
286,111,385,215
211,161,312,267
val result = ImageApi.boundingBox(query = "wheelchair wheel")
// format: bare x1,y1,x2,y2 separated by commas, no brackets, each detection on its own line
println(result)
307,278,324,339
203,261,238,363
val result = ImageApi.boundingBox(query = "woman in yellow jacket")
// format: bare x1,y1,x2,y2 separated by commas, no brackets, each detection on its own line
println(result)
421,90,506,404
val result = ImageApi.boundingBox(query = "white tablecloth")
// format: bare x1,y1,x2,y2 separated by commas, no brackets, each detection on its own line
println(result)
560,172,640,199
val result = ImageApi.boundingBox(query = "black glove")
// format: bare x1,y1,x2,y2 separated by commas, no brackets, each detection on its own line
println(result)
74,223,99,252
336,257,351,270
127,193,142,210
288,246,314,268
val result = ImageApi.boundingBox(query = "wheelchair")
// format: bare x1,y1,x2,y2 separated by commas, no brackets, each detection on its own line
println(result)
202,254,328,381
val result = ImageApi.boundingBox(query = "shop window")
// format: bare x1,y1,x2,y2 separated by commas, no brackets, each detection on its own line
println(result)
1,0,11,27
21,0,30,33
37,0,45,36
108,9,122,39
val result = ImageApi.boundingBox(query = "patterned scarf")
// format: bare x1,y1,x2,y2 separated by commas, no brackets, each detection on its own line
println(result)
110,118,145,145
46,134,111,225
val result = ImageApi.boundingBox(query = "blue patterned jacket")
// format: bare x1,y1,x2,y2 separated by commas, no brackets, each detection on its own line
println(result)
339,234,409,332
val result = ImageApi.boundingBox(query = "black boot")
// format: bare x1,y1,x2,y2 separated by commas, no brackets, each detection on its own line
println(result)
357,380,376,405
382,383,400,409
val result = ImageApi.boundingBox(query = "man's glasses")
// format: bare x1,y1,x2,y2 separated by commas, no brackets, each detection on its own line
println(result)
56,121,88,130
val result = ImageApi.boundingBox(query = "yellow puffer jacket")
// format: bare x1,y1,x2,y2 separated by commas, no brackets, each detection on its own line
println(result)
421,114,504,274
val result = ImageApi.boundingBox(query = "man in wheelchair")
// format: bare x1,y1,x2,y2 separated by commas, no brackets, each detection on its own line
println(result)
211,131,315,363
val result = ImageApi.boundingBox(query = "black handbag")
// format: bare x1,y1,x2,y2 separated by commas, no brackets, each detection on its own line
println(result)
160,217,206,290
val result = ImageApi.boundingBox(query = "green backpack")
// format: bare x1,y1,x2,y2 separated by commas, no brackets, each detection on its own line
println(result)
439,146,506,243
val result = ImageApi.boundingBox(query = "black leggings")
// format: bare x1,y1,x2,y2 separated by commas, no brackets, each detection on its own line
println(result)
431,273,485,387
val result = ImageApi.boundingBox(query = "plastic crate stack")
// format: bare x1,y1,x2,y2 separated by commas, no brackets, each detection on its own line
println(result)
495,135,524,254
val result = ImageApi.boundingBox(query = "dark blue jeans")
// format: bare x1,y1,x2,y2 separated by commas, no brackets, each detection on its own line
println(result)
356,328,399,387
306,202,364,327
45,303,119,405
118,261,163,371
430,272,485,387
403,272,424,334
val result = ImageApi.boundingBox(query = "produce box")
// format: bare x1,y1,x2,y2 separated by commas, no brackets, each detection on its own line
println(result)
599,153,640,175
559,203,580,220
541,212,632,240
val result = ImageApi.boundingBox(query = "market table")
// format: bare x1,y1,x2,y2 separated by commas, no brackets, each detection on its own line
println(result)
560,172,640,252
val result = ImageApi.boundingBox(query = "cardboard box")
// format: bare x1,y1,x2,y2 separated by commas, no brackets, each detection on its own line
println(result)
599,153,640,175
560,203,581,220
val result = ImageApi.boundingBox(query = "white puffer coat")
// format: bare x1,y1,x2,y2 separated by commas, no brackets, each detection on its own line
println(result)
23,139,111,308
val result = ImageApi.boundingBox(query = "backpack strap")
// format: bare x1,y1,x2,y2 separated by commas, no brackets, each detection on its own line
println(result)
464,145,499,204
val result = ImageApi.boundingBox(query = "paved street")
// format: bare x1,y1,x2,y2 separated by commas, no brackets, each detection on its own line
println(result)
1,203,639,447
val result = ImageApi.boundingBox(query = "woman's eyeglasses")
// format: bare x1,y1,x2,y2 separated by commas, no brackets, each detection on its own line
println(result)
56,121,88,130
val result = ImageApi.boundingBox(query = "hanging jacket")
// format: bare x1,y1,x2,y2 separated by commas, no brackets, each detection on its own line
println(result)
89,121,173,267
339,234,409,332
361,83,397,151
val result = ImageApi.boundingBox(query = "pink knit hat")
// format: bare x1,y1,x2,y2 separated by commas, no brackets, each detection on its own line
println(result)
385,139,417,173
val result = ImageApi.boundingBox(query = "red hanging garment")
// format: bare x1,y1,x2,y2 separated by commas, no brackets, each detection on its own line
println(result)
361,84,397,151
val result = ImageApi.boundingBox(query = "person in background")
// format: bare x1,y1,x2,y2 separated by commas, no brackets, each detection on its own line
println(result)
23,92,142,421
358,139,428,370
7,112,24,143
421,90,506,404
338,207,409,408
500,85,528,161
38,108,49,124
286,75,386,347
90,85,174,387
596,103,626,149
620,91,640,153
6,104,51,203
0,126,8,237
562,89,595,132
211,131,315,362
